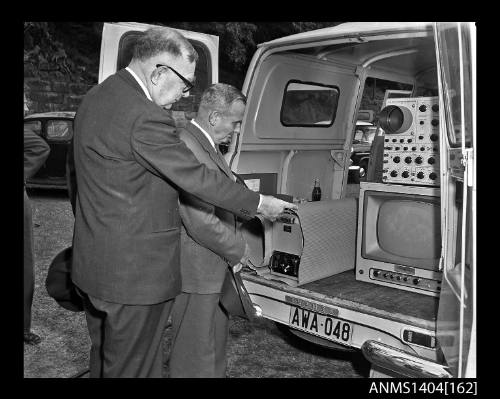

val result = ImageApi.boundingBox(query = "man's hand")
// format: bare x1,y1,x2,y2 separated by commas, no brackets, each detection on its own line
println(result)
257,195,298,221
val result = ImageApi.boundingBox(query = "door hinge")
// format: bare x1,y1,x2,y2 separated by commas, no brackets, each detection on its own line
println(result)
461,148,474,187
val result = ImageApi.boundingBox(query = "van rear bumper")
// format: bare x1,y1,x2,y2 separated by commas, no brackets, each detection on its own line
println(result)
361,340,452,378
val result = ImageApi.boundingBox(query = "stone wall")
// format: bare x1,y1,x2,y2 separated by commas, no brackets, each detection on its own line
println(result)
24,63,95,114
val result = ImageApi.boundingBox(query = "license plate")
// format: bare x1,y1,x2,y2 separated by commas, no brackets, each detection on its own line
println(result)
289,306,353,345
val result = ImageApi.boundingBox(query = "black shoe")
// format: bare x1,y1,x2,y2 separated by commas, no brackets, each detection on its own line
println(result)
24,331,42,345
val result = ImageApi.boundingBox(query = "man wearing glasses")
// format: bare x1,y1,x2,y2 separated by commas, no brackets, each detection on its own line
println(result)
71,27,296,378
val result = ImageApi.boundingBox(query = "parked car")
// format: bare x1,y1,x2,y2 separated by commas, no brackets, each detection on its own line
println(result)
24,112,75,190
348,121,377,183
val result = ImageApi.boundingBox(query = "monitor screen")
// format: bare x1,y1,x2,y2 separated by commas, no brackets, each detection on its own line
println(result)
362,190,441,270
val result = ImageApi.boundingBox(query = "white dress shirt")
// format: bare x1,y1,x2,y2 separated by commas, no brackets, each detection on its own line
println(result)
189,119,263,207
125,67,152,101
190,119,217,151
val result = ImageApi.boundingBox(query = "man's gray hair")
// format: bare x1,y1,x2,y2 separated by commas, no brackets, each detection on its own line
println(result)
199,83,247,115
133,27,198,64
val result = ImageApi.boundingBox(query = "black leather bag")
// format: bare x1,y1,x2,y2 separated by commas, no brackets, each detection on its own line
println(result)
220,268,256,321
45,246,84,312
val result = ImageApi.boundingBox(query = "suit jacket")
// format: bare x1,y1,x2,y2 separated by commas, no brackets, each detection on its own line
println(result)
178,123,246,294
71,69,259,305
24,126,50,181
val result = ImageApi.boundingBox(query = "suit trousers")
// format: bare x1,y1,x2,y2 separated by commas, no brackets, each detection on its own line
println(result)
79,289,173,378
24,189,35,333
169,292,229,378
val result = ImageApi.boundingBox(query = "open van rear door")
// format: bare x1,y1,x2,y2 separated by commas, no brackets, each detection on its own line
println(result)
434,22,476,378
99,22,219,123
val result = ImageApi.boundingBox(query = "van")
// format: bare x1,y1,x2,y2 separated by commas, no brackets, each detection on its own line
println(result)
99,22,476,378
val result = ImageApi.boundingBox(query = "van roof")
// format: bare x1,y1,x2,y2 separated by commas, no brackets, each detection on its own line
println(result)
258,22,433,48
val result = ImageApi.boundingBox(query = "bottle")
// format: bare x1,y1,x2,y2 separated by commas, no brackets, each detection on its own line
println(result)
312,179,321,201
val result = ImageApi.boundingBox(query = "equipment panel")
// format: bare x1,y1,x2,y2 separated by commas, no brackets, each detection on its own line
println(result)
379,97,440,187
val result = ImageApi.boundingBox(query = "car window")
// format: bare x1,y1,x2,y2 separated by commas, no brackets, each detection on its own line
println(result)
47,120,73,140
24,120,42,136
281,81,339,127
354,126,376,144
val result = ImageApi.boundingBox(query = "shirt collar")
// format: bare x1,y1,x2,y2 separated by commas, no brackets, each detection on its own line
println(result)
190,119,217,150
125,67,152,101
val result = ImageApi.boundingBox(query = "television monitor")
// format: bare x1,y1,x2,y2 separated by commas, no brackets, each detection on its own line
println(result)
356,182,442,296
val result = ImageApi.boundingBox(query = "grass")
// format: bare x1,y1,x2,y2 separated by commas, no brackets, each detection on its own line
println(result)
24,188,369,378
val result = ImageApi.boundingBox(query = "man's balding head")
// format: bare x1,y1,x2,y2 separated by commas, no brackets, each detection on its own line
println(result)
128,27,198,109
132,27,198,64
196,83,247,145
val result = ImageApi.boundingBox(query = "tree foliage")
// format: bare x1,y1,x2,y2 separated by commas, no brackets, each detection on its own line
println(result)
24,22,100,83
24,22,341,86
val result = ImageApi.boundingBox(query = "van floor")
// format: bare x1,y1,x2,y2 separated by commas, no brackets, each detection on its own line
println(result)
244,269,439,330
301,270,439,328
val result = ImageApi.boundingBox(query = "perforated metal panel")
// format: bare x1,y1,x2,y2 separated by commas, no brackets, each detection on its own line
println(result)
241,199,358,286
296,198,357,285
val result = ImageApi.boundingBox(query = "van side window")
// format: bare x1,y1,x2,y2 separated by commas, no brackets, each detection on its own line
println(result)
280,81,339,127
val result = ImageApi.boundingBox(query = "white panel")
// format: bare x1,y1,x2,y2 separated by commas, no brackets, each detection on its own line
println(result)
242,53,358,144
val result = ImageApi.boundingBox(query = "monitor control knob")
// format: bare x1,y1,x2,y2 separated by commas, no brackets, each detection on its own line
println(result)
393,156,401,163
373,270,380,277
402,171,410,178
432,104,439,112
417,172,425,179
405,156,412,164
413,278,420,285
390,170,398,177
430,133,438,142
383,273,389,278
431,119,439,127
428,157,435,165
419,105,427,112
429,172,437,180
415,157,423,164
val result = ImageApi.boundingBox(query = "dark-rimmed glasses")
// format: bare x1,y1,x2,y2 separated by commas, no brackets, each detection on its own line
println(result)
156,64,194,93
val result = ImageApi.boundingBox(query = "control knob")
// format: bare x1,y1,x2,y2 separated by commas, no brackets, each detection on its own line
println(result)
402,171,410,178
429,172,437,180
430,133,438,142
390,170,398,177
431,119,439,127
393,156,401,163
413,278,420,285
432,104,439,112
373,270,380,277
419,105,427,112
417,172,425,179
404,156,412,164
415,157,423,164
428,157,435,165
